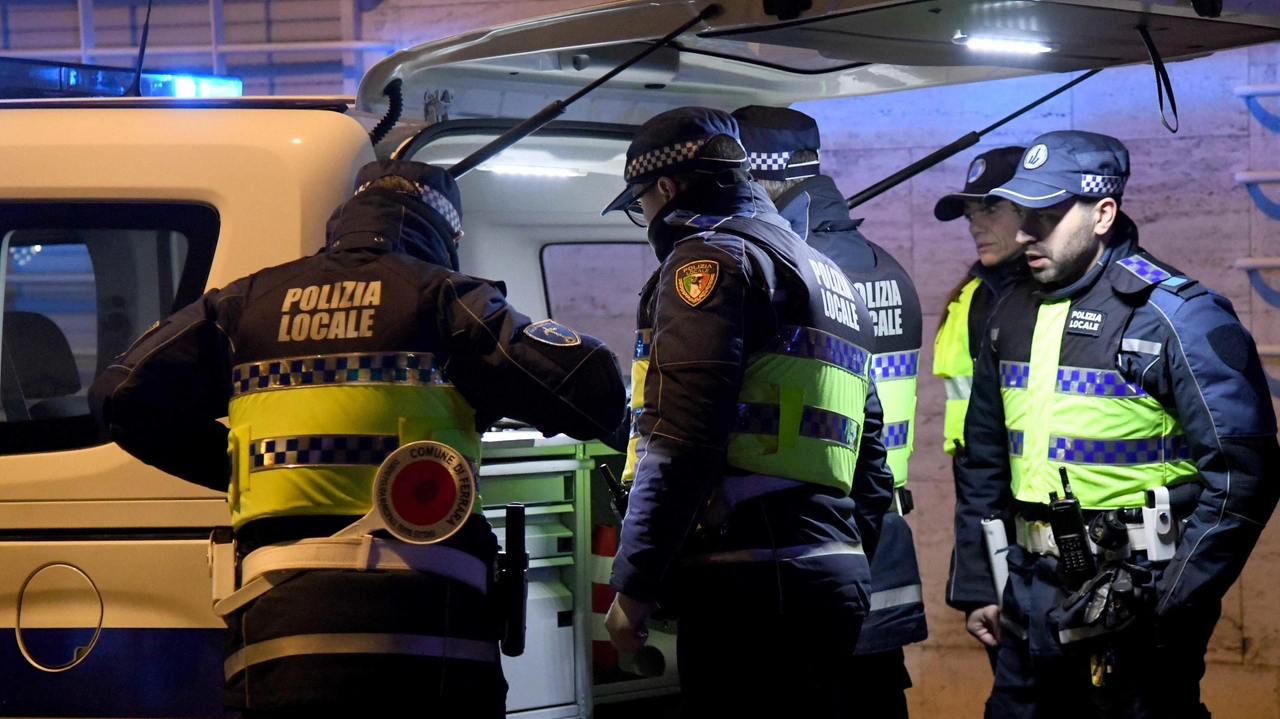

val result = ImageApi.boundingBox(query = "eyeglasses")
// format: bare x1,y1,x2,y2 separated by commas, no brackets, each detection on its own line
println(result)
624,182,657,228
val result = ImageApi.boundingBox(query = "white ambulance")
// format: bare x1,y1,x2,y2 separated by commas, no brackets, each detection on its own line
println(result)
0,0,1274,716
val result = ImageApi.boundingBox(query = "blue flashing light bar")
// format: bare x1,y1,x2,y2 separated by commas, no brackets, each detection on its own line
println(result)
0,56,242,99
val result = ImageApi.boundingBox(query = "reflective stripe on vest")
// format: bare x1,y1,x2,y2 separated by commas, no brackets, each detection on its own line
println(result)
1002,301,1198,509
224,632,499,679
227,351,481,530
725,326,870,494
871,350,918,488
933,278,981,456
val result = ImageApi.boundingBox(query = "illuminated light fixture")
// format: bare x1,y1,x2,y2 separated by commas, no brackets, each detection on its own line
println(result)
485,165,585,178
953,31,1056,54
142,73,244,98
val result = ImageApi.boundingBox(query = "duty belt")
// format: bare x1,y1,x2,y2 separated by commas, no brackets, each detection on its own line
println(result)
1014,514,1165,557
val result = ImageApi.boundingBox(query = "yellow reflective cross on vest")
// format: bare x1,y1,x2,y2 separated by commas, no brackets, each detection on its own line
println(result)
1001,301,1198,509
934,277,981,456
226,352,481,530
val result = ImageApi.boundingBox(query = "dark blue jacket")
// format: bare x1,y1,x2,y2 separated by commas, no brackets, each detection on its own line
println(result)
948,214,1280,627
775,174,927,654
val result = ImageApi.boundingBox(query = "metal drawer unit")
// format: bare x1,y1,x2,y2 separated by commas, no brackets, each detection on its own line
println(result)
480,429,597,719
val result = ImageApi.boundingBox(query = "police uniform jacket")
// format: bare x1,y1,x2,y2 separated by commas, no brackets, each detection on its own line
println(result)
947,213,1280,623
610,174,895,619
774,173,927,654
91,189,626,709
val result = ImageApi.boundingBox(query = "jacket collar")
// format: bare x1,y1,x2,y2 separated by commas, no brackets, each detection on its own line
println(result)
970,254,1032,300
1036,211,1140,302
647,171,785,261
775,175,865,240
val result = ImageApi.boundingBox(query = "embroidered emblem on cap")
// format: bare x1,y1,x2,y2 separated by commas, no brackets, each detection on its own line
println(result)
1080,174,1125,196
748,151,792,172
674,260,720,307
968,158,986,183
523,319,581,347
625,139,707,183
1023,144,1049,170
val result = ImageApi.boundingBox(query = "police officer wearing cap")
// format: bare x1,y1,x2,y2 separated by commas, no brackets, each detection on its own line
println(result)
599,107,895,716
949,130,1280,717
89,161,625,716
732,104,925,717
932,146,1033,651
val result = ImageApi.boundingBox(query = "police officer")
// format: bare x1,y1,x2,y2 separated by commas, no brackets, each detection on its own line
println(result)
89,161,625,716
948,131,1280,717
932,146,1031,649
732,104,925,718
599,107,895,717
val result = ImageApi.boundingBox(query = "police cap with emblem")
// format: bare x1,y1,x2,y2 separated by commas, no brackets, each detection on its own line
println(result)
730,105,821,182
933,146,1025,221
329,160,465,270
986,130,1129,209
352,159,463,235
602,106,748,215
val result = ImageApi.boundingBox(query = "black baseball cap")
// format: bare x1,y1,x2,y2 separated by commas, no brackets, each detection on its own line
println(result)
986,131,1129,209
934,146,1025,221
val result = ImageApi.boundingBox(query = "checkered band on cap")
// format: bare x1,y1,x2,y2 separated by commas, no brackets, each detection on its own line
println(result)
625,139,707,183
1048,433,1190,465
1080,174,1125,197
1116,255,1172,285
871,351,920,381
249,434,399,472
734,402,861,449
748,151,792,173
231,352,448,397
883,420,911,450
1056,366,1146,398
355,180,462,234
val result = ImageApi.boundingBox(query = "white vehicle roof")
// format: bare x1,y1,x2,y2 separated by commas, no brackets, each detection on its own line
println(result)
358,0,1280,122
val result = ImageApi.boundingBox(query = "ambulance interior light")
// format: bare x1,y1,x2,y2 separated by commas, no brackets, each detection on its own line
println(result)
483,164,586,177
952,32,1057,55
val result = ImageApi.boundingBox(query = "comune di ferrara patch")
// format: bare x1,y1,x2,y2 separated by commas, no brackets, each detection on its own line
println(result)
674,260,719,307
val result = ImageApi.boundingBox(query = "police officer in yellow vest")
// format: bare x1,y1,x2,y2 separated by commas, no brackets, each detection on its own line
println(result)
600,107,895,718
89,161,625,716
732,104,925,718
948,131,1280,717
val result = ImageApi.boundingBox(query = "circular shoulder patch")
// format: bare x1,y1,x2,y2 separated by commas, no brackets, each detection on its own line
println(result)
967,158,986,184
524,319,582,347
522,317,583,345
1023,144,1049,170
372,441,475,544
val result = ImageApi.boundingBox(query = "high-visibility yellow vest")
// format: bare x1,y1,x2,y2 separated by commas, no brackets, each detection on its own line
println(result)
624,326,870,495
226,352,481,529
871,351,917,489
1001,301,1198,509
933,277,981,456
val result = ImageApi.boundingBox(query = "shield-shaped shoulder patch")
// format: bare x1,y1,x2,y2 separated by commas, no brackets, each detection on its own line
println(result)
674,260,719,307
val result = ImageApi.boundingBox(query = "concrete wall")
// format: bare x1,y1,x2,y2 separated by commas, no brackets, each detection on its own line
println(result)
794,44,1280,716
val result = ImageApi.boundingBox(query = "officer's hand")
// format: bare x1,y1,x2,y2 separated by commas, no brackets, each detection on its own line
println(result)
966,604,1001,647
605,593,655,653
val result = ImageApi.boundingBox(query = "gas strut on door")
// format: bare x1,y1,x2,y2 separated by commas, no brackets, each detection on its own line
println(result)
845,68,1103,210
405,4,724,177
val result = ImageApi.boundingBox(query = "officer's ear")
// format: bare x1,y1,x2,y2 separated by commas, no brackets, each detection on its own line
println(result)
655,176,681,205
1092,197,1118,239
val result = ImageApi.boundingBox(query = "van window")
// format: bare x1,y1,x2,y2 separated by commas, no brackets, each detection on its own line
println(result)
541,243,657,379
0,203,219,455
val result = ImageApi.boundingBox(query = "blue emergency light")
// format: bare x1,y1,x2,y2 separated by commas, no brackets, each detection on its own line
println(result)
0,56,242,99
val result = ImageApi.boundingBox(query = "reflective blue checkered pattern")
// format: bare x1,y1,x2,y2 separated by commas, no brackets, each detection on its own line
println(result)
871,351,920,381
1000,362,1030,390
249,434,398,472
1056,366,1146,397
1048,434,1190,465
735,402,860,448
625,139,707,182
1008,430,1025,457
354,180,461,233
1080,174,1125,196
1116,255,1172,285
232,352,447,397
748,151,791,172
883,420,910,450
774,326,870,377
635,329,652,361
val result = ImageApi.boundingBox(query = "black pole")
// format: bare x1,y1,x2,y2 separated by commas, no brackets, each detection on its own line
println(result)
846,68,1103,209
444,4,722,178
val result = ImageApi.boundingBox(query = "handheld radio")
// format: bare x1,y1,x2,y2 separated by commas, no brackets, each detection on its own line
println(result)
1049,467,1098,585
